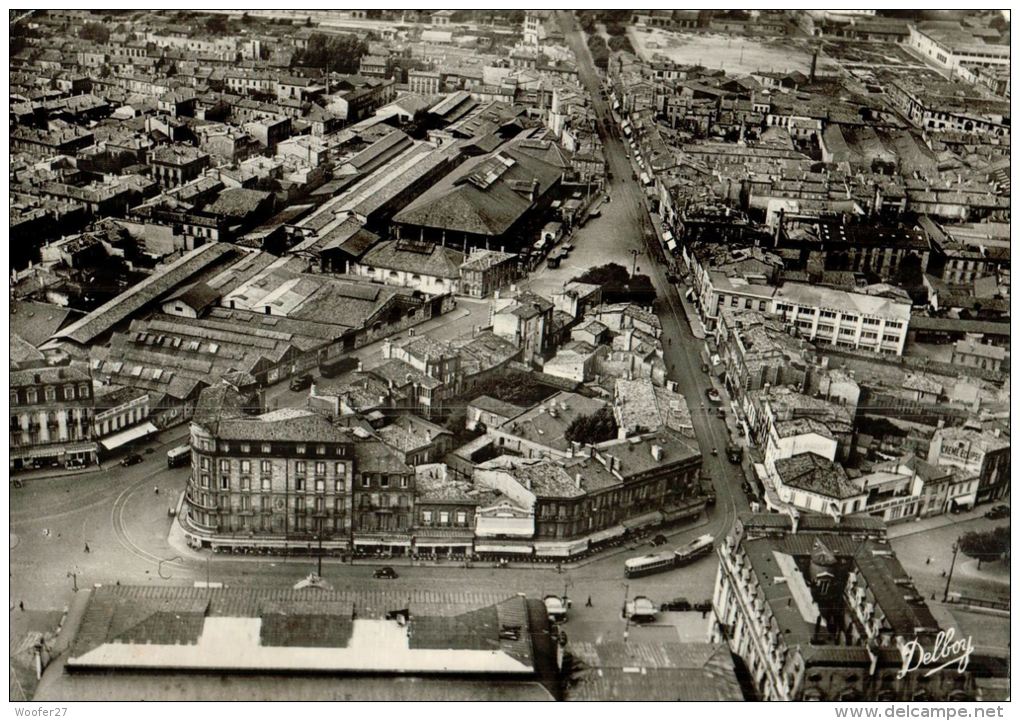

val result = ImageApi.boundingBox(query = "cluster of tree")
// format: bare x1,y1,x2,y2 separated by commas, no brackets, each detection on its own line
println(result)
79,21,111,44
292,32,368,73
608,35,635,54
461,371,555,409
204,14,229,35
577,12,597,34
565,406,619,446
958,525,1009,569
587,33,609,70
572,263,656,305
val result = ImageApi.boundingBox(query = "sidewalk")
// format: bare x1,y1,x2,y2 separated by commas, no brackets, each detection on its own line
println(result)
886,505,999,540
11,463,106,483
665,275,706,340
164,501,711,573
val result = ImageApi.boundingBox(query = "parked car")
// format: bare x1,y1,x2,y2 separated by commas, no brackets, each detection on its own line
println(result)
64,458,86,470
373,566,398,579
120,453,144,467
985,505,1010,520
562,243,574,252
650,533,669,547
705,388,722,404
289,374,313,391
660,597,691,612
692,600,713,613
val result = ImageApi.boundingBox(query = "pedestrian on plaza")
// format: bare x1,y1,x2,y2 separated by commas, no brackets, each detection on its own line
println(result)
19,601,24,612
154,486,159,495
940,570,946,577
586,596,593,608
926,557,931,565
84,543,90,553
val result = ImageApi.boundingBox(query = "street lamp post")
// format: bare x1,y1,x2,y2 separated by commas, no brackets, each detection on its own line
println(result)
629,249,641,277
943,540,960,602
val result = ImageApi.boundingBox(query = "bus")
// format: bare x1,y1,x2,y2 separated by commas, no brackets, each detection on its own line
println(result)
624,549,677,578
674,534,714,567
167,444,191,469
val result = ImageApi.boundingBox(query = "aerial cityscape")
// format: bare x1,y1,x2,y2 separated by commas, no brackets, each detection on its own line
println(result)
8,8,1010,705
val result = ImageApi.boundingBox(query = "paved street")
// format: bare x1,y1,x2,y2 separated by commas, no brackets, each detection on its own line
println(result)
557,9,749,545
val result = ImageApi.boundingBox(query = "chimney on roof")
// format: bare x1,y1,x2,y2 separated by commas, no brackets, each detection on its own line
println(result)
575,472,582,489
356,358,363,373
651,444,663,461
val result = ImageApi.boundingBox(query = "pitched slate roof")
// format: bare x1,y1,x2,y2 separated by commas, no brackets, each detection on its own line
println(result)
774,453,861,500
360,239,464,279
393,146,561,238
48,243,237,346
566,642,742,701
214,409,351,443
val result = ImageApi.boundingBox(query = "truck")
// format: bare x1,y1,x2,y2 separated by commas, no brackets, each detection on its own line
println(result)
623,595,657,623
543,594,571,623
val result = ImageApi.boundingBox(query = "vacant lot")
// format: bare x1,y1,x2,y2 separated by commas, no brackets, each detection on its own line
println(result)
628,27,838,76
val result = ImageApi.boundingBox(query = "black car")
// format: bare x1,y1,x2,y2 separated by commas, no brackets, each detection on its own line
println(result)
660,597,691,612
692,600,713,613
650,533,669,547
985,505,1010,520
705,388,722,404
120,453,144,467
289,374,313,391
373,566,398,579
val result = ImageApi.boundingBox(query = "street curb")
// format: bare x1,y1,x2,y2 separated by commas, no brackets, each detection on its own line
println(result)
12,464,107,483
886,511,994,541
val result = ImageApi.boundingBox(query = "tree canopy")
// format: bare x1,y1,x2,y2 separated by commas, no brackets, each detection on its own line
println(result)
79,21,110,44
462,371,555,408
959,526,1009,569
572,263,656,305
292,32,368,73
565,406,619,446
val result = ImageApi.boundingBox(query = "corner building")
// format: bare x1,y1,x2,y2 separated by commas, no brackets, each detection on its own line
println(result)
182,408,354,552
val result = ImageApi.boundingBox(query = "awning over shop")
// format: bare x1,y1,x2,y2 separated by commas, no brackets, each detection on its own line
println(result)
475,544,533,555
588,525,626,544
415,537,473,548
534,540,589,558
622,511,663,531
354,538,411,548
666,239,677,252
475,516,533,537
685,288,694,300
99,422,158,451
662,230,674,242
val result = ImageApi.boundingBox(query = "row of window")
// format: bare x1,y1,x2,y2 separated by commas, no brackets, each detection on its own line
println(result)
199,474,346,493
202,458,348,476
11,383,90,406
198,439,351,457
420,510,468,526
